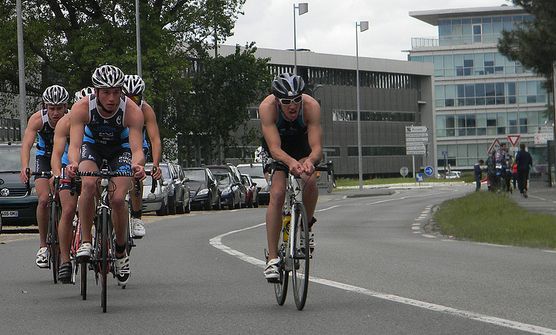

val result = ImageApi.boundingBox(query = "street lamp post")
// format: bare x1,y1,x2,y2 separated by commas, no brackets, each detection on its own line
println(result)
356,20,369,190
135,0,142,76
16,0,26,139
293,3,308,74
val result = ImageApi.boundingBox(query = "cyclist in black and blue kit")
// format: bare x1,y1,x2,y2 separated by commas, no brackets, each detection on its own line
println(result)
20,85,69,268
122,74,162,238
66,65,145,286
259,73,323,282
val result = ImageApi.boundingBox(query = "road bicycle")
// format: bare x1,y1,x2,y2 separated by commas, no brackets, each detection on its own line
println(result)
76,166,134,313
265,162,330,310
26,168,60,283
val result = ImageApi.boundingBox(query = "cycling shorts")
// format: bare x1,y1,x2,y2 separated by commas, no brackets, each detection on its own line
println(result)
80,142,132,173
34,155,51,180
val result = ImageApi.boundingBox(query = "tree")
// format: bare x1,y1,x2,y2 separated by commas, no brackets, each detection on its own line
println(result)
174,43,271,165
498,0,556,88
0,0,246,123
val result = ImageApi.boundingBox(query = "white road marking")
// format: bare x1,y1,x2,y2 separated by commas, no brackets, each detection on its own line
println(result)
209,224,556,335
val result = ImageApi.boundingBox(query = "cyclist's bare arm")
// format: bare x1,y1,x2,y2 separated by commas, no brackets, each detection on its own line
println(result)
124,99,146,171
67,97,89,176
259,95,302,174
142,101,162,179
20,111,43,183
51,114,70,177
302,95,323,173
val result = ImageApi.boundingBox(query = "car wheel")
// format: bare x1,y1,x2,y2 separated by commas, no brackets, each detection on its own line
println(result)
156,197,168,216
176,195,186,214
168,195,176,215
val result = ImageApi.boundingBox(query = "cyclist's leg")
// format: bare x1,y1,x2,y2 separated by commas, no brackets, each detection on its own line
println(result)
35,155,51,249
266,170,287,261
76,147,100,260
299,157,318,227
58,186,77,264
111,176,133,253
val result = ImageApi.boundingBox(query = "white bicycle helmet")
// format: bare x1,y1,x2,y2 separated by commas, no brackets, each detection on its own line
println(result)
42,85,69,105
74,86,94,101
123,75,145,96
271,73,305,98
91,65,125,88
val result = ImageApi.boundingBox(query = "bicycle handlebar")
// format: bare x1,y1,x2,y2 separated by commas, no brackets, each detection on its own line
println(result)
25,168,53,194
76,170,134,178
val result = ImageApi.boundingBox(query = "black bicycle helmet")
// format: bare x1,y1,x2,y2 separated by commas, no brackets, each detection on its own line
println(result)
271,73,305,98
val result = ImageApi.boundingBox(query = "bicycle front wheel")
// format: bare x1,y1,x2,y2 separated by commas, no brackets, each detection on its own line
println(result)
291,202,310,310
273,244,289,306
100,207,109,313
49,201,60,284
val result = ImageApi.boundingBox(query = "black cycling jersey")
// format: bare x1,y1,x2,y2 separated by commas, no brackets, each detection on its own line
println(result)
36,109,55,157
83,94,129,148
262,101,311,160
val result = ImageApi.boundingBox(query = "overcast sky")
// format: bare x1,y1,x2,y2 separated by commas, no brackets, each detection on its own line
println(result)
224,0,512,61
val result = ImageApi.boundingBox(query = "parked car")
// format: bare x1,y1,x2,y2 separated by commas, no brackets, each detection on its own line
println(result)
184,167,220,210
0,143,38,227
142,165,170,216
214,172,242,210
237,163,269,205
206,165,246,207
171,164,191,214
157,162,185,215
241,174,259,208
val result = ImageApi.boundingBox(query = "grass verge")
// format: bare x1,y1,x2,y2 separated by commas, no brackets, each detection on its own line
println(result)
335,176,467,187
434,191,556,249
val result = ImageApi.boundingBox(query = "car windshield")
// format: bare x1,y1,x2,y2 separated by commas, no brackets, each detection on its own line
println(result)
214,173,230,186
184,169,205,182
0,145,35,171
237,165,264,179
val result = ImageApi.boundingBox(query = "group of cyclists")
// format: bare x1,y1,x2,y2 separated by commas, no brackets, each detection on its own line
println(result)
18,68,323,287
485,141,533,197
19,65,162,285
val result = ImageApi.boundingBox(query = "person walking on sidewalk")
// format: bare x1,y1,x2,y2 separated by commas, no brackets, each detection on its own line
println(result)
515,143,533,198
474,159,484,191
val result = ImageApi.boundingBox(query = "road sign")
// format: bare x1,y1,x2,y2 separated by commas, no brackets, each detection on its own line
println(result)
424,166,433,177
487,138,500,154
415,173,424,182
405,126,427,133
405,126,428,155
507,135,520,146
400,166,409,177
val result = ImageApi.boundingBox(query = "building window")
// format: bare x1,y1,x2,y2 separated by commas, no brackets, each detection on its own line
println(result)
323,146,341,157
347,146,406,156
332,109,415,122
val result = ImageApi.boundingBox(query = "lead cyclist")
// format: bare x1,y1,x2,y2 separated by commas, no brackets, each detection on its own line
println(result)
258,73,322,282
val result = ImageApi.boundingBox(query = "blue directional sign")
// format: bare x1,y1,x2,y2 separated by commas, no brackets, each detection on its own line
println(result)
424,166,434,177
416,173,424,182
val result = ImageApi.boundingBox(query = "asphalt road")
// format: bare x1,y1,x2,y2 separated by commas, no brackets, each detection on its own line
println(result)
0,184,554,335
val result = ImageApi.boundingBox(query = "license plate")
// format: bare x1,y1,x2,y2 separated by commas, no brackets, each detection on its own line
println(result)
1,211,18,218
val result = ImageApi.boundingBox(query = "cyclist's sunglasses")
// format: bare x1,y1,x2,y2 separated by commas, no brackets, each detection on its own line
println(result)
129,95,142,105
278,95,302,105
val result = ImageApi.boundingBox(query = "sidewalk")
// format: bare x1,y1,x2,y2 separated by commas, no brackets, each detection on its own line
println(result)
508,179,556,216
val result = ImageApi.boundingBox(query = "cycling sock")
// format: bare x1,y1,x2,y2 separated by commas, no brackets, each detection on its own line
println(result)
115,243,126,255
309,217,317,229
131,210,142,219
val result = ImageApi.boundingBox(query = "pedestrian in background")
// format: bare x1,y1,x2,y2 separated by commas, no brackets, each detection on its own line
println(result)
515,143,533,198
474,159,484,191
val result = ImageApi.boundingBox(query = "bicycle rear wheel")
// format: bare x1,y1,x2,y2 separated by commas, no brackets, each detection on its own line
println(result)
273,244,289,306
100,207,109,313
48,201,60,284
291,202,310,310
80,262,87,300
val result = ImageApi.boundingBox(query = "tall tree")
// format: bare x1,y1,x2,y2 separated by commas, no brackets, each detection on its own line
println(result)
174,44,271,165
0,0,246,121
498,0,556,87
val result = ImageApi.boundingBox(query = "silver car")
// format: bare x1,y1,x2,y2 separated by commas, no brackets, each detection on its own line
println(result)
237,163,269,205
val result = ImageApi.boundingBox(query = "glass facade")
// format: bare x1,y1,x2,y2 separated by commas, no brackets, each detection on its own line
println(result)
410,9,548,169
332,109,415,122
434,80,547,108
409,52,527,78
437,15,532,46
